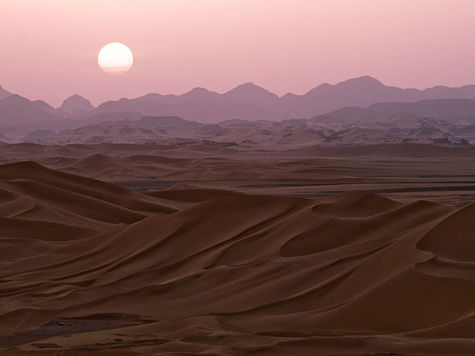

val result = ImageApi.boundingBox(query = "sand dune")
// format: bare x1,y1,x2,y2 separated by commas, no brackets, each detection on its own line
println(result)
2,142,475,206
0,161,474,355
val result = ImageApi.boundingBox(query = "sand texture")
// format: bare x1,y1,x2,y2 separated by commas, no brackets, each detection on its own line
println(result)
2,142,475,205
1,156,475,355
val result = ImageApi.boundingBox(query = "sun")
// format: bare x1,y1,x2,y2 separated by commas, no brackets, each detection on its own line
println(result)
98,42,134,75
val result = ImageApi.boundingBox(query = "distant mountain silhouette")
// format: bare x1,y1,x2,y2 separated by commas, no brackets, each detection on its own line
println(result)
315,99,475,123
93,76,475,122
59,94,94,115
33,99,56,113
0,86,12,100
4,76,475,131
223,82,279,106
22,111,474,147
280,76,418,118
369,99,475,119
181,87,220,101
95,82,284,122
0,94,58,126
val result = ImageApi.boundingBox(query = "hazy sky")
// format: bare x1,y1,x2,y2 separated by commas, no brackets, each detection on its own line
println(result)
2,0,475,106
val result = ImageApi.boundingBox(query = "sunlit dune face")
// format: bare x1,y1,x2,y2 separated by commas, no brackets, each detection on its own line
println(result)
98,42,133,75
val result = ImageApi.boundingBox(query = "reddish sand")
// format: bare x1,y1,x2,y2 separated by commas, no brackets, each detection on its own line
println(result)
1,156,475,355
2,143,475,205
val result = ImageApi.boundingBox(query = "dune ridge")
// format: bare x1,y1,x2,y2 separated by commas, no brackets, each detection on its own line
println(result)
1,162,475,355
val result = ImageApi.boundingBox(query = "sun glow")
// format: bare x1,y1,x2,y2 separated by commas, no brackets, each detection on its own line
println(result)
98,42,133,74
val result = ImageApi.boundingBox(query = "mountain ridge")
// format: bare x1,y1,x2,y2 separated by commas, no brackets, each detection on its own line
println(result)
59,94,95,115
0,86,12,100
4,76,475,137
0,94,59,126
92,76,475,122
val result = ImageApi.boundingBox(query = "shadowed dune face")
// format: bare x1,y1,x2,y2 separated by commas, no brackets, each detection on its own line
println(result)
418,203,475,261
1,162,475,355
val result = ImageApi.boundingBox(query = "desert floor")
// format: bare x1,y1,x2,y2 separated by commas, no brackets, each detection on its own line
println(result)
1,143,475,355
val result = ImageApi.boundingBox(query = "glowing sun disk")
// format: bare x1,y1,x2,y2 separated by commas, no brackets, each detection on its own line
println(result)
98,42,133,74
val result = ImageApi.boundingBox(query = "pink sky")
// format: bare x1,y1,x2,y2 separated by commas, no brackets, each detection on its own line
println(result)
1,0,475,106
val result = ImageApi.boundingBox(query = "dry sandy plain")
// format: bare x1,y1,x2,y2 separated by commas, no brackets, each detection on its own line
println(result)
1,142,475,355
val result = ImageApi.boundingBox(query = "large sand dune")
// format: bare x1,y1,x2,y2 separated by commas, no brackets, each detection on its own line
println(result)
1,161,475,355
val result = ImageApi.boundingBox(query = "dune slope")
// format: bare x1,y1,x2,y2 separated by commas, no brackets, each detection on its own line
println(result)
0,162,474,355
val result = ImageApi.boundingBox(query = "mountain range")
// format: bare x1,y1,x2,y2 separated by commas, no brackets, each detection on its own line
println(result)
3,76,475,124
92,76,475,122
59,94,95,115
0,86,11,101
20,110,474,147
3,76,475,145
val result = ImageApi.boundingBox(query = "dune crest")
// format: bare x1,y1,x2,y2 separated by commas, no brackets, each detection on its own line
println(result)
1,162,475,355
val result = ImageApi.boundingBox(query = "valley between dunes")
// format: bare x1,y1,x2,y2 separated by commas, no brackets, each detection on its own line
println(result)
1,144,475,355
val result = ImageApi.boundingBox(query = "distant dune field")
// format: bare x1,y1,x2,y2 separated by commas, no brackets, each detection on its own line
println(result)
1,144,475,354
1,142,475,204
